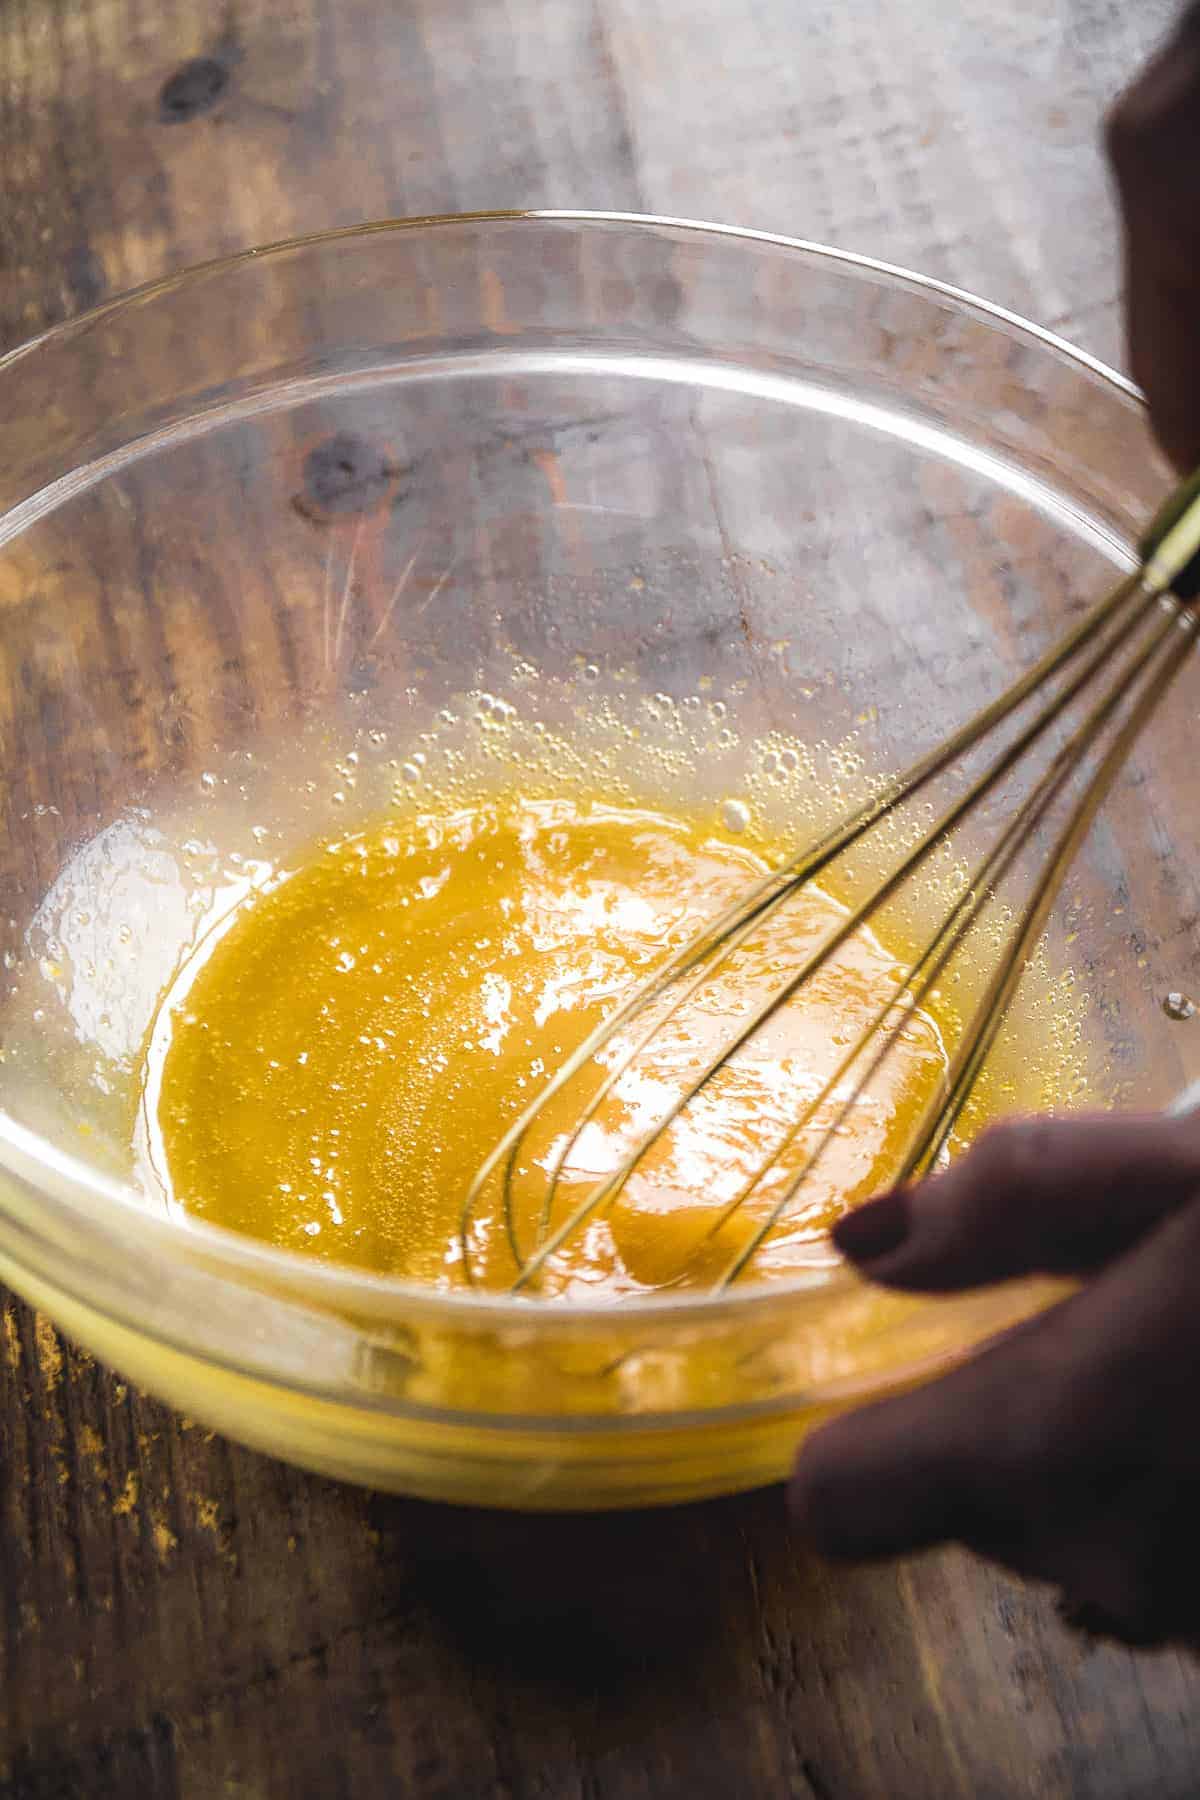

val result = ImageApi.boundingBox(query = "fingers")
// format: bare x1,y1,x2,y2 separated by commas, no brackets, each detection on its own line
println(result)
831,1111,1200,1292
793,1188,1200,1638
789,1296,1075,1560
1047,1475,1200,1648
1106,6,1200,471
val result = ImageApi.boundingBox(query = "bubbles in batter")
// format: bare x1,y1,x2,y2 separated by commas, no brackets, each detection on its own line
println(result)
142,796,953,1297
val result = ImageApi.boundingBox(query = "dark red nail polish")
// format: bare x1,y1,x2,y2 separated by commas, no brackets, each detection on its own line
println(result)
832,1189,910,1262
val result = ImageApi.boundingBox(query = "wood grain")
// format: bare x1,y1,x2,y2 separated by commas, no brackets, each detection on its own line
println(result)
3,2,1199,1795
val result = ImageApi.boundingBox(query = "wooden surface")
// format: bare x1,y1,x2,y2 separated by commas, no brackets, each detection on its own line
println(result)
2,2,1199,1795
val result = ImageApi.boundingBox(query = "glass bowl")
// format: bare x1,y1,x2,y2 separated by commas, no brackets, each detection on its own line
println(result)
1,213,1196,1510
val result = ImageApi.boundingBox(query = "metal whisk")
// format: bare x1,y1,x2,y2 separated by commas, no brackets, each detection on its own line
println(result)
461,472,1200,1295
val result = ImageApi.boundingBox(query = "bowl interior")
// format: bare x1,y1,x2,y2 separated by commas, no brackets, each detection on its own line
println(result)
0,218,1197,1464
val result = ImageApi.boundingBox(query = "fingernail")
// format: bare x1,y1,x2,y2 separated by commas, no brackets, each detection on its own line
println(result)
832,1189,910,1262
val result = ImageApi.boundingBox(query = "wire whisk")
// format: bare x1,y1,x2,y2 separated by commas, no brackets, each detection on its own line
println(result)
461,471,1200,1295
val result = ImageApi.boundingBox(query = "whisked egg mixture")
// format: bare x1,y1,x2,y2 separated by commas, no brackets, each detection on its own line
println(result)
3,674,1085,1304
123,686,1083,1302
142,797,955,1296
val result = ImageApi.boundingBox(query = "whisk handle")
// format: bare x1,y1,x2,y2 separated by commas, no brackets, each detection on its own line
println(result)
1140,467,1200,600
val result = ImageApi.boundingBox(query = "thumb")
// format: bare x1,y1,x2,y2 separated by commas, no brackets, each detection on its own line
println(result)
831,1111,1200,1292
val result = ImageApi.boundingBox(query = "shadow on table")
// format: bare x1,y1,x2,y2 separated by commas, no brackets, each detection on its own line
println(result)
365,1481,814,1693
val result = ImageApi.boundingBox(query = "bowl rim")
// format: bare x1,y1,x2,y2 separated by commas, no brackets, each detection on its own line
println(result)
0,207,1147,1332
0,205,1142,403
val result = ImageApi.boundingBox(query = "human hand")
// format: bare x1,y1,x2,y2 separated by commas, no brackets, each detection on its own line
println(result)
1108,4,1200,473
790,1110,1200,1645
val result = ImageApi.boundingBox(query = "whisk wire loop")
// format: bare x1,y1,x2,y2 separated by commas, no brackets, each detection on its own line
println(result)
462,472,1200,1295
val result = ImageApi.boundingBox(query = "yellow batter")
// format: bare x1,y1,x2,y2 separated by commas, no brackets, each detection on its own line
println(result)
142,796,955,1297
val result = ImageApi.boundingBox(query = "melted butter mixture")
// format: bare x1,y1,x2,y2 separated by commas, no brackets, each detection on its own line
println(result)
144,795,958,1297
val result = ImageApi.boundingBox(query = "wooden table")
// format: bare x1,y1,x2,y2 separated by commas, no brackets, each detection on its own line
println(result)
2,3,1198,1794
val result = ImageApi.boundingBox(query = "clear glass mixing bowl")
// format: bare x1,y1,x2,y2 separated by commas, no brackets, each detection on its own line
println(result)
1,213,1196,1509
